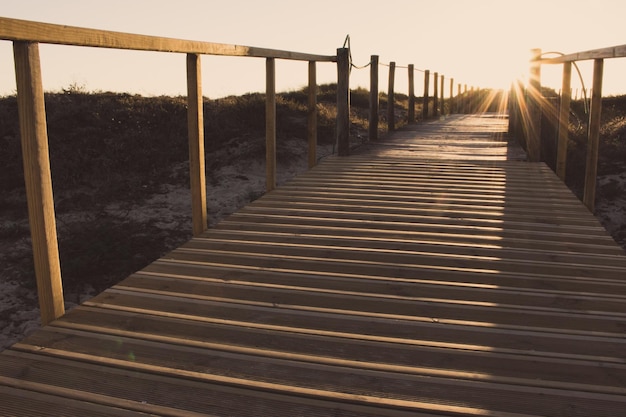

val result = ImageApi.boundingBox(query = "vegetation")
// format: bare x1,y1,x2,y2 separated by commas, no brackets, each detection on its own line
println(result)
0,84,401,299
1,85,624,305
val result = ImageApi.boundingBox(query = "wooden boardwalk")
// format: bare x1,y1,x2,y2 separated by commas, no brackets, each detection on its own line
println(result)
2,114,626,416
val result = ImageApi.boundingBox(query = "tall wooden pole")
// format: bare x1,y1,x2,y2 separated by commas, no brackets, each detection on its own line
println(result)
186,53,207,237
440,75,445,116
527,48,542,162
369,55,379,141
266,57,276,191
408,64,415,123
583,59,604,212
422,70,430,119
307,61,317,169
433,72,439,117
463,84,468,113
387,61,396,131
449,78,454,114
556,61,572,180
13,41,65,325
336,48,350,156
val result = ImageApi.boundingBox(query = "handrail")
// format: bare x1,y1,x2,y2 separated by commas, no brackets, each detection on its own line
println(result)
0,17,336,62
513,44,626,213
538,43,626,64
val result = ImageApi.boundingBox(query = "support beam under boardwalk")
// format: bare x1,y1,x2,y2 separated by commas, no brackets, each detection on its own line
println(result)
1,114,626,416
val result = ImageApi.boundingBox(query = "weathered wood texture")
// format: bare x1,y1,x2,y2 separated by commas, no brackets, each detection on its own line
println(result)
387,62,396,132
265,58,277,192
369,55,379,141
422,70,430,119
0,17,335,62
540,43,626,63
336,48,350,156
583,59,604,212
2,114,625,416
12,42,65,324
186,53,207,236
307,61,317,169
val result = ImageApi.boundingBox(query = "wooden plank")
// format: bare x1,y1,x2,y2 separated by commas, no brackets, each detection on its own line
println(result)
12,41,64,325
0,17,336,62
0,384,151,417
196,227,626,268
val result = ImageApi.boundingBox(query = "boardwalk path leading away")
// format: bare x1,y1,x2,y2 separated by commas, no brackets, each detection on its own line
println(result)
1,114,626,416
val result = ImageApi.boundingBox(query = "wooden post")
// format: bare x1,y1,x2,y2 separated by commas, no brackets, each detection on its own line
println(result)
583,59,604,212
526,48,542,162
463,84,468,113
369,55,379,141
387,61,396,131
449,78,454,114
440,75,445,116
266,57,277,191
408,64,415,123
186,53,207,237
422,70,430,119
457,84,461,114
470,87,475,113
336,47,350,156
13,41,65,325
433,72,439,117
307,61,317,169
508,82,517,137
556,61,572,180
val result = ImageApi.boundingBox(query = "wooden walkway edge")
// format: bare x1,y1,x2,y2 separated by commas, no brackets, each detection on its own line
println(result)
1,114,626,416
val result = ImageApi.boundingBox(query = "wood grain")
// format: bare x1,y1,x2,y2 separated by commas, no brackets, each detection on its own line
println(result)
2,114,625,416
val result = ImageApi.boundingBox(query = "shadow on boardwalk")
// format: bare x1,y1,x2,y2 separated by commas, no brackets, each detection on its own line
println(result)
1,114,625,416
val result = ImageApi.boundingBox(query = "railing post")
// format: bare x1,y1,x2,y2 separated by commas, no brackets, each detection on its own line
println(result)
387,61,396,132
463,84,468,113
369,55,379,141
186,53,207,237
422,70,430,119
307,61,317,169
556,61,572,180
13,41,65,325
433,72,439,117
526,48,542,162
583,59,604,212
440,75,445,116
408,64,415,123
336,47,350,156
449,78,454,114
266,57,277,190
457,84,461,114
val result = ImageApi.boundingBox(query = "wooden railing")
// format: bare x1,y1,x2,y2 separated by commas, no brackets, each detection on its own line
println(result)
363,56,481,140
1,17,485,326
511,43,626,212
1,16,338,325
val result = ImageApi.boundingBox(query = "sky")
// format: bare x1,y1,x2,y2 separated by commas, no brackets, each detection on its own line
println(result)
1,0,626,98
